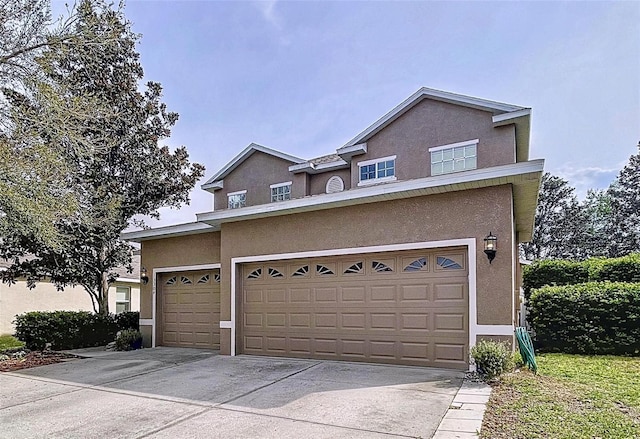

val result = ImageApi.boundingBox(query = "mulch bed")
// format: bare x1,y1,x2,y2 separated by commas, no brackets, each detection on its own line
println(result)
0,350,78,372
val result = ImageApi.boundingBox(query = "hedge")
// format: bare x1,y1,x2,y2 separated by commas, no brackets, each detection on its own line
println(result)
523,253,640,299
528,282,640,355
13,311,140,351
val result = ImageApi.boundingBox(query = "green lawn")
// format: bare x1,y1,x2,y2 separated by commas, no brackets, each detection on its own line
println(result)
0,334,25,351
481,353,640,439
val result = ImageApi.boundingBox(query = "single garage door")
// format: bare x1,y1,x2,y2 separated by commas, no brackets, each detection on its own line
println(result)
160,269,220,349
241,248,469,369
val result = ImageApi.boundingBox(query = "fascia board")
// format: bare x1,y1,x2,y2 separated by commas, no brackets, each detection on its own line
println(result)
201,180,223,192
290,160,350,174
202,143,306,186
196,160,544,226
493,109,532,163
120,222,218,242
342,87,526,148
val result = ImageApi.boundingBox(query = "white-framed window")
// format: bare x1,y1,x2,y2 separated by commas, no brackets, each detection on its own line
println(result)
115,286,131,313
357,155,397,186
227,190,247,209
430,139,478,176
270,181,292,202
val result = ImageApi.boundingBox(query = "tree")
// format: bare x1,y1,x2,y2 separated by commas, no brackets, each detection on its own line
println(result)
0,0,205,314
520,173,590,261
607,143,640,257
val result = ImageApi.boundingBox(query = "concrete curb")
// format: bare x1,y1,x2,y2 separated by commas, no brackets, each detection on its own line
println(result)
432,380,491,438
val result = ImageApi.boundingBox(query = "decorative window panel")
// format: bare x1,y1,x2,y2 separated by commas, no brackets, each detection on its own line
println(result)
214,273,221,283
197,274,210,284
316,264,335,276
436,256,463,270
343,262,363,275
247,268,262,279
403,257,428,272
180,276,192,285
268,267,284,278
165,276,177,285
291,265,309,277
372,260,393,273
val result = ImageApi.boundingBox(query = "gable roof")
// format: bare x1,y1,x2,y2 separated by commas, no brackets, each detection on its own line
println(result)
202,143,305,191
338,87,531,161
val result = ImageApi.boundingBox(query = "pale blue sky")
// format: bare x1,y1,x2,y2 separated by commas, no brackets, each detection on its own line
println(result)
55,0,640,227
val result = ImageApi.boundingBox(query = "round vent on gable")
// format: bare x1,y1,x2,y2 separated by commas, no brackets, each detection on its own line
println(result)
325,176,345,194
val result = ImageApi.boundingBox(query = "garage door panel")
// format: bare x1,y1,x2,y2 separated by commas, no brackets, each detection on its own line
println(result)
241,248,468,368
161,270,220,349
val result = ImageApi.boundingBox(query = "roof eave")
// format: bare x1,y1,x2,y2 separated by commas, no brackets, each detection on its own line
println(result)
120,222,219,243
197,160,544,239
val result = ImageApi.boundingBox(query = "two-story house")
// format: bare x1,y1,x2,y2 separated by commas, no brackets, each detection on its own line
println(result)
122,87,544,370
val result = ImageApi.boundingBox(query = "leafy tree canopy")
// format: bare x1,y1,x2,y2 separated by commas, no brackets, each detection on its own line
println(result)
0,0,205,314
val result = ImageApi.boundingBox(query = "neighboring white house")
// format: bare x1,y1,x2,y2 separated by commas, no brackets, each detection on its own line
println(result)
0,255,141,334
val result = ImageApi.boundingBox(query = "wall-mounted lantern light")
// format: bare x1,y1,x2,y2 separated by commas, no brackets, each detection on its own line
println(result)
140,267,149,285
483,232,497,264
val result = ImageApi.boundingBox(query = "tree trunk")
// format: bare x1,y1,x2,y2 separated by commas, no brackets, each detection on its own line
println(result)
97,272,110,315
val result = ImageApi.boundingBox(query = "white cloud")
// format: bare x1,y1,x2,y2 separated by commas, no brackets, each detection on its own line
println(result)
553,165,622,200
256,0,283,30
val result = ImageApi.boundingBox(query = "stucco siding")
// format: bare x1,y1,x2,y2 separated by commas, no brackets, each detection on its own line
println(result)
214,152,297,209
309,168,352,196
220,185,515,354
140,232,221,322
350,99,516,188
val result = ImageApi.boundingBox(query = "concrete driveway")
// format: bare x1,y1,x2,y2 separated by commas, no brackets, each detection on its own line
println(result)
0,348,464,438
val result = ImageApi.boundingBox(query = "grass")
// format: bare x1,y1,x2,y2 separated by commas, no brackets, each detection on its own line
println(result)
481,353,640,439
0,334,25,352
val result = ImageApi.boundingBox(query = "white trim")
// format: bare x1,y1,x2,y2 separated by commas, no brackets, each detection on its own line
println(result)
115,277,140,284
475,325,514,336
269,181,292,189
356,155,396,168
139,319,153,326
492,108,531,125
227,189,247,196
336,142,367,158
230,238,504,367
151,263,221,348
357,176,397,187
201,180,223,191
219,321,232,329
511,191,516,327
121,222,217,242
428,139,479,153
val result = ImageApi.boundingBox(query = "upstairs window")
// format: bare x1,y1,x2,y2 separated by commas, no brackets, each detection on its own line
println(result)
357,155,396,186
270,181,292,202
430,139,478,176
227,190,247,209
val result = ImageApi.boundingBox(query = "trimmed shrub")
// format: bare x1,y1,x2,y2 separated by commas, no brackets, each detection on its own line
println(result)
523,254,640,300
14,311,119,351
470,340,513,380
587,253,640,283
114,311,139,331
114,329,142,351
523,260,588,300
528,282,640,355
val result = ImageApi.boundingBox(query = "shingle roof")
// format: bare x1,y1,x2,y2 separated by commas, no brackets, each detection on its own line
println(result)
0,254,140,281
309,154,342,165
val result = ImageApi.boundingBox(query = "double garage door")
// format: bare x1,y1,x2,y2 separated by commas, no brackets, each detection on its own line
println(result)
241,248,469,369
